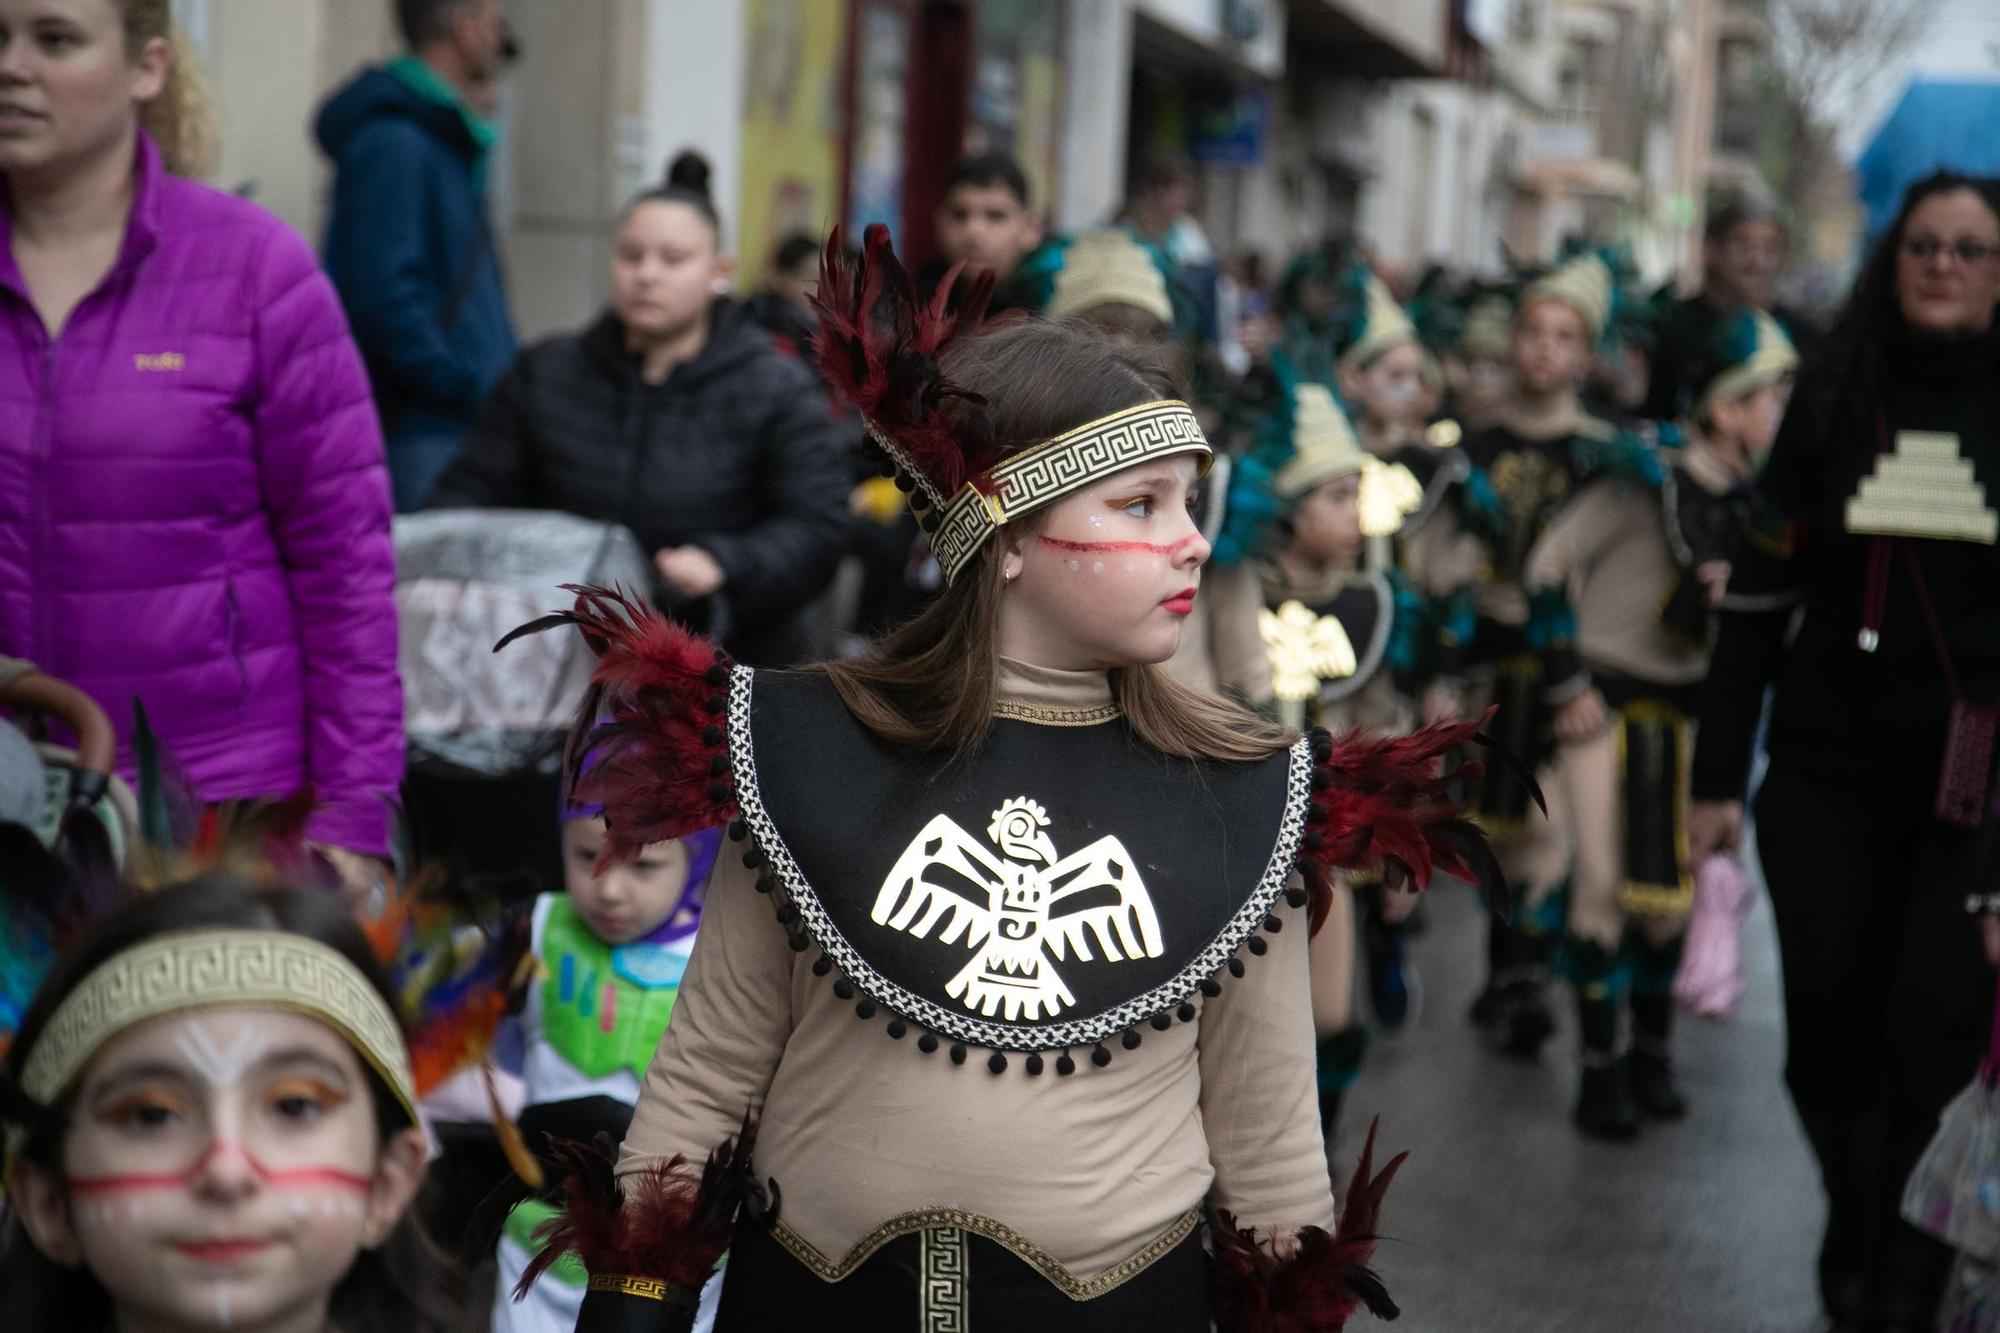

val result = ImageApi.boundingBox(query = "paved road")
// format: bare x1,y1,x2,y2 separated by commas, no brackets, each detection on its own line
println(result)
1342,882,1826,1333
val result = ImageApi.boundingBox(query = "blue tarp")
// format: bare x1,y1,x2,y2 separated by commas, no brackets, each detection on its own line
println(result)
1855,78,2000,242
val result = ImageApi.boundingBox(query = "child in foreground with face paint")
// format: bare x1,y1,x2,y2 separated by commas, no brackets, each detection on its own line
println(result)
1520,309,1797,1140
500,227,1510,1332
0,875,454,1333
489,787,723,1333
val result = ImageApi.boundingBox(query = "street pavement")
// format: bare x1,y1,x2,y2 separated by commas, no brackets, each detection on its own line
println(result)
1342,882,1826,1333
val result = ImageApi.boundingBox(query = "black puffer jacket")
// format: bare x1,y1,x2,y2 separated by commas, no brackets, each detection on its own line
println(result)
432,305,853,662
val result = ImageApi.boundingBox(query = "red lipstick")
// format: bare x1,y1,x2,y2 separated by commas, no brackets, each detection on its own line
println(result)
1162,588,1198,617
175,1239,271,1264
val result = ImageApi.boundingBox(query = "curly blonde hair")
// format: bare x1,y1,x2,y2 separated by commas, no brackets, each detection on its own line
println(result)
119,0,218,179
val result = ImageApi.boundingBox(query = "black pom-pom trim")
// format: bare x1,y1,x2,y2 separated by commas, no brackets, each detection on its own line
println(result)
776,903,799,925
728,820,748,842
1121,1030,1142,1051
1286,885,1310,908
1091,1045,1112,1068
705,663,730,686
704,695,726,714
1263,914,1283,932
949,1043,967,1065
742,849,765,869
1227,957,1246,978
1200,979,1223,998
754,875,775,894
988,1052,1007,1074
1026,1053,1045,1076
1056,1053,1076,1076
704,725,726,745
811,955,833,976
1311,769,1331,790
887,1020,907,1040
833,979,856,1001
1303,832,1324,853
1310,729,1333,760
855,1000,876,1020
708,755,729,777
1177,1003,1197,1023
1247,936,1269,956
1151,1013,1173,1032
918,1033,939,1054
788,933,810,952
709,781,735,802
1307,802,1326,824
894,472,916,493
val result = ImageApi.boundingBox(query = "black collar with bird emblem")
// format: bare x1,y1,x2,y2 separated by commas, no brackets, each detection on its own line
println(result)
725,668,1310,1066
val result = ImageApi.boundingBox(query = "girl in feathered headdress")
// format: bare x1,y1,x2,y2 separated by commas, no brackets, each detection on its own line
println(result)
501,226,1515,1332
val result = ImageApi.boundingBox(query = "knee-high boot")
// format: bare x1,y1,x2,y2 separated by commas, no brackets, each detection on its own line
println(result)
1570,936,1638,1141
1626,932,1688,1120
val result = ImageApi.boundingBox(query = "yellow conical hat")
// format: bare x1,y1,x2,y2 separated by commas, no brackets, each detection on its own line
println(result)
1046,231,1174,325
1522,253,1613,345
1274,385,1366,499
1338,270,1420,371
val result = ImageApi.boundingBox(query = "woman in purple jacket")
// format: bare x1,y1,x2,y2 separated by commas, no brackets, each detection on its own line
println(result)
0,0,402,883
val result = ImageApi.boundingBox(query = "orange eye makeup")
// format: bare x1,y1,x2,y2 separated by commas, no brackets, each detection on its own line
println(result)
94,1088,192,1130
265,1077,349,1114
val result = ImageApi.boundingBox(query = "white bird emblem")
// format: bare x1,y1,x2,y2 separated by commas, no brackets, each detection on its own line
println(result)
871,798,1164,1021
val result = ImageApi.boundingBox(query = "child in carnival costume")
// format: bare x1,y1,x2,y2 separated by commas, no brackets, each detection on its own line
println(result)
1208,363,1438,1127
505,227,1514,1332
1425,249,1655,1057
487,766,725,1331
0,873,456,1333
1522,309,1797,1138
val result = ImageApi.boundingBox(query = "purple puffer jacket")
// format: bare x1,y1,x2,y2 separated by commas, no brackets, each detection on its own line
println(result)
0,135,402,856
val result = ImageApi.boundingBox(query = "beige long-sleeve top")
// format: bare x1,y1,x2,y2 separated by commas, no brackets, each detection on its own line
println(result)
617,656,1335,1279
1521,451,1735,689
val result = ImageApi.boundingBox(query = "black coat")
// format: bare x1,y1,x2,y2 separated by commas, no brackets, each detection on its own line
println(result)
431,306,853,662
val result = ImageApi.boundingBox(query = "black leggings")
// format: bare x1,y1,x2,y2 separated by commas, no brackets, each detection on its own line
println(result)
1755,762,1994,1318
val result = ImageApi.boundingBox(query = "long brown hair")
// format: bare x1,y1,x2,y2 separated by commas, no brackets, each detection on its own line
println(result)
822,319,1294,764
117,0,218,179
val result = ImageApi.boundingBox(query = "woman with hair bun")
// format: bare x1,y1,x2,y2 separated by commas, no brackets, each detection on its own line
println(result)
0,0,402,888
432,149,853,665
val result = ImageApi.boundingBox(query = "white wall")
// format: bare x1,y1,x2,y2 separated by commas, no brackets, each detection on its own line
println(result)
1057,0,1137,229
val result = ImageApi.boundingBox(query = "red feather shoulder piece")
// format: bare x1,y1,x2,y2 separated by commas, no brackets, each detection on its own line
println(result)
1293,711,1526,933
1211,1118,1408,1331
810,223,999,503
496,585,737,872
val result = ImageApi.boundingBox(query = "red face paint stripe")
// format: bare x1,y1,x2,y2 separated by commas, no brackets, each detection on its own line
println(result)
1037,535,1199,556
68,1150,371,1196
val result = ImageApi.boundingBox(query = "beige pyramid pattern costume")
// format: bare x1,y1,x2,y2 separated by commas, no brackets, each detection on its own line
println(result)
1845,430,1998,545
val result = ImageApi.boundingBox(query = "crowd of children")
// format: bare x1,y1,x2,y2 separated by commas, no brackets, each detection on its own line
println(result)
0,143,1807,1333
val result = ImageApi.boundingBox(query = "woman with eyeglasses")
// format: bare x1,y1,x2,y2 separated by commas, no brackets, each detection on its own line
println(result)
1689,172,2000,1332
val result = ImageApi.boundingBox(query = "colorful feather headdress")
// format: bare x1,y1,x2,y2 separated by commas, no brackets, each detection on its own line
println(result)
811,224,1213,583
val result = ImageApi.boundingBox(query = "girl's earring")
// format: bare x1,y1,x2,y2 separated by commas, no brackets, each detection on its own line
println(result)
710,277,733,295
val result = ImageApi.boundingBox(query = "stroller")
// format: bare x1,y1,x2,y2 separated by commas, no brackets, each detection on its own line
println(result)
0,662,136,1051
394,509,653,893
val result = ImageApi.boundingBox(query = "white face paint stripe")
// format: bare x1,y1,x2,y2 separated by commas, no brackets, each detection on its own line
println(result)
176,1020,270,1091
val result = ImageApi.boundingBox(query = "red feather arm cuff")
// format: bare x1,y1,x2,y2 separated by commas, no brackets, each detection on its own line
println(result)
513,1119,772,1332
1293,711,1530,932
497,585,739,872
1210,1118,1408,1332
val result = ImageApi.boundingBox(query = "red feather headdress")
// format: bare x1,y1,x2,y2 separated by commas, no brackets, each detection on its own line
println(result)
810,223,999,510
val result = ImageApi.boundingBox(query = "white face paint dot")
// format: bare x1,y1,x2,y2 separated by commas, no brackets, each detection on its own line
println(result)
1066,559,1080,572
1091,561,1105,574
290,1198,309,1218
127,1201,143,1220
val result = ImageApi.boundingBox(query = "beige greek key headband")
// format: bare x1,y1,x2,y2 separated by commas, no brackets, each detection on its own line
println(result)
18,930,419,1128
920,399,1213,584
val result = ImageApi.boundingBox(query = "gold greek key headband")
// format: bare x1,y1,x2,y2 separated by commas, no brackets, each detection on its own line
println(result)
923,400,1212,584
19,930,418,1127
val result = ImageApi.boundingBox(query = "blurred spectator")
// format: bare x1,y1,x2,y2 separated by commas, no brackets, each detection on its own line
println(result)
1641,191,1813,421
918,152,1044,314
316,0,518,511
741,230,821,358
1126,147,1220,347
430,153,851,665
0,0,401,881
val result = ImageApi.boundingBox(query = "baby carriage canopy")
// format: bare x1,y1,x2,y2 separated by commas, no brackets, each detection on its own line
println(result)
396,510,652,779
